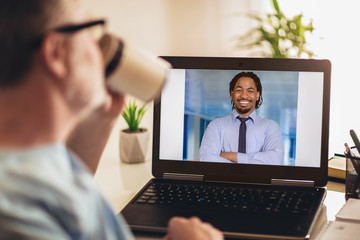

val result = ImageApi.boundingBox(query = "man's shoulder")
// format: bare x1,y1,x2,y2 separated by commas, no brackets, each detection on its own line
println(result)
209,114,233,125
255,115,280,128
0,144,88,200
0,145,106,238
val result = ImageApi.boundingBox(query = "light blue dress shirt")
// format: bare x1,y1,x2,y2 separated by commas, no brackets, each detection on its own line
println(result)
199,111,284,165
0,142,135,240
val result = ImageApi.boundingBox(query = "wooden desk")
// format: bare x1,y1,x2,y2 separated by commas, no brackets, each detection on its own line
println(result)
94,157,346,239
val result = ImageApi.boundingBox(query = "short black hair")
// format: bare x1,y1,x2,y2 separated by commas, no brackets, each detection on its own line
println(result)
0,0,63,86
229,71,263,110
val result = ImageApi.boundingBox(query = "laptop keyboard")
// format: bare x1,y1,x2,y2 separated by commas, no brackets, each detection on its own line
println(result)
134,182,321,215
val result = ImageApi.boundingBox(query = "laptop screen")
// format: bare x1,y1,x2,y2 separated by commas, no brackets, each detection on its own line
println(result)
153,57,331,185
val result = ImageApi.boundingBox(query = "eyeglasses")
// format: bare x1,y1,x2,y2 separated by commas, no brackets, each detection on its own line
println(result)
33,19,106,48
52,19,106,41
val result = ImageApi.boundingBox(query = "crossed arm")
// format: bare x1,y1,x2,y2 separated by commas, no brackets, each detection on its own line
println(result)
200,120,284,165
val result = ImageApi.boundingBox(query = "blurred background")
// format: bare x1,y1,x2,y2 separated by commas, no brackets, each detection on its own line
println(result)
87,0,360,162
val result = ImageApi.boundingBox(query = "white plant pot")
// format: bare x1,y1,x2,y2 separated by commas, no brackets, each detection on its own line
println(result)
119,128,149,163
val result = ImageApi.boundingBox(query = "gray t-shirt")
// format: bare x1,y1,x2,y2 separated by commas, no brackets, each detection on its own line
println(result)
0,142,134,240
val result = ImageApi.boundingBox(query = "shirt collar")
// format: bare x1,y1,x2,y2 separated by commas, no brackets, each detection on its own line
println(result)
232,110,258,123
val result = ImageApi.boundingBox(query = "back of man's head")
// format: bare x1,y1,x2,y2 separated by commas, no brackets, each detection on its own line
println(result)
0,0,64,87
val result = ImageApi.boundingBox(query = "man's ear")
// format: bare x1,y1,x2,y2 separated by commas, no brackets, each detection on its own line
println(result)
40,32,68,79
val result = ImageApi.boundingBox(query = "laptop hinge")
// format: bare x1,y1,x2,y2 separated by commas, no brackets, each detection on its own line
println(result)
163,173,204,182
271,179,315,187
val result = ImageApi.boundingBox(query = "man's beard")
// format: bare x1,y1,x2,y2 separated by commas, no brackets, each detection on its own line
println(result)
236,106,252,115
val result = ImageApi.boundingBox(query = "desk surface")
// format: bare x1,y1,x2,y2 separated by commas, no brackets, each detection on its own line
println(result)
95,157,347,239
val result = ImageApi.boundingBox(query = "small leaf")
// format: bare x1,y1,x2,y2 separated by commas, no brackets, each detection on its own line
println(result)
121,100,147,132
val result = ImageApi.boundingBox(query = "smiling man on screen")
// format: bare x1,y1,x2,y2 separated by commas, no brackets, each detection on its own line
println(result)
199,72,284,165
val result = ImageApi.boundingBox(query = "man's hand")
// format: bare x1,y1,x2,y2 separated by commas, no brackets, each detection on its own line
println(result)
99,90,126,119
163,217,223,240
220,152,237,163
66,91,126,174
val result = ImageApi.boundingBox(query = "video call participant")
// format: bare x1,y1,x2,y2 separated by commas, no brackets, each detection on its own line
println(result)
0,0,223,239
199,72,284,165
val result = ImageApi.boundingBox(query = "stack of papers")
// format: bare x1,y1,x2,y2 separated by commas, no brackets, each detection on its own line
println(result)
328,156,346,179
315,198,360,240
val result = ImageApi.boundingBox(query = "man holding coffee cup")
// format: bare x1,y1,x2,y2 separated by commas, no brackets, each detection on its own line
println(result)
0,0,223,239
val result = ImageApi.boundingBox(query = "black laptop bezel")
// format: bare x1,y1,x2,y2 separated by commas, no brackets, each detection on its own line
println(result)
152,56,331,187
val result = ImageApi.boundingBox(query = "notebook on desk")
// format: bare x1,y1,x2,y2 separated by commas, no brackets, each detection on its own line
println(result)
121,57,331,240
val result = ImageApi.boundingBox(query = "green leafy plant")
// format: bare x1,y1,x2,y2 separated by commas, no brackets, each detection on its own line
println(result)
122,101,147,132
237,0,314,58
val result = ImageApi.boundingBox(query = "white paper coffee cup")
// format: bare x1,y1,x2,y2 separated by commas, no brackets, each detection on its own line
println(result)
100,33,170,102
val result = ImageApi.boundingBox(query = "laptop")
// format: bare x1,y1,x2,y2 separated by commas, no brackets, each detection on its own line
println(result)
121,56,331,239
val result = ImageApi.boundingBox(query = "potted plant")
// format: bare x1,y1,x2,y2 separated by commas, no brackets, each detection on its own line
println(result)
237,0,315,58
119,100,149,163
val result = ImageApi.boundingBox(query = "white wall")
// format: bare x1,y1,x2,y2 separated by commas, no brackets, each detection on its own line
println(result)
87,0,253,56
